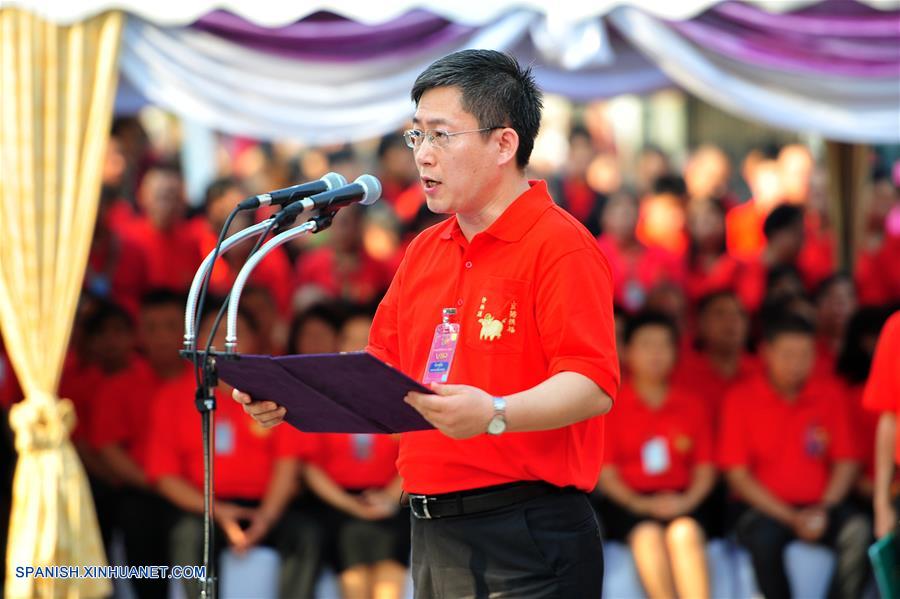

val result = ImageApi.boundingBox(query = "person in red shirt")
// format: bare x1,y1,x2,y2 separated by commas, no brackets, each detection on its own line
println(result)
725,159,783,260
235,50,619,598
85,186,151,317
294,204,394,306
684,144,738,210
855,171,900,306
685,199,744,304
719,314,869,599
812,273,857,381
674,291,758,421
835,308,894,508
735,204,810,313
636,175,690,257
127,163,204,292
60,299,137,555
598,312,714,599
303,305,410,599
863,310,900,539
197,177,295,319
549,126,605,231
147,303,322,599
286,301,344,356
88,290,188,598
597,192,686,313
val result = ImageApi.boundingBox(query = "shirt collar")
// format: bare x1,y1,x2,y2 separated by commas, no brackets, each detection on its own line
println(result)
439,180,554,243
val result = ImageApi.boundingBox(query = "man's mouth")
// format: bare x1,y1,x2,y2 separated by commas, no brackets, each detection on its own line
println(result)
422,177,441,190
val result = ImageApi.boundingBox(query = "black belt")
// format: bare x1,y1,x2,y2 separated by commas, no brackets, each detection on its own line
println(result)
408,482,561,520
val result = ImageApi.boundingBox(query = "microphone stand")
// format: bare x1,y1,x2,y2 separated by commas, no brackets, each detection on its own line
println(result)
225,213,334,353
181,209,334,599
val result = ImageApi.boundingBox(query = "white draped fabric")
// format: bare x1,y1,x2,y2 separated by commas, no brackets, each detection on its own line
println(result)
116,7,899,144
6,0,898,26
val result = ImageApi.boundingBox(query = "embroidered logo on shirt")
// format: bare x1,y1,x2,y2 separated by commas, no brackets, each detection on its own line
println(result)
476,296,518,341
804,423,829,458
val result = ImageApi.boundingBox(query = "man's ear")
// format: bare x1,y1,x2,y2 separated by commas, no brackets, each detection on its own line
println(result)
496,128,520,168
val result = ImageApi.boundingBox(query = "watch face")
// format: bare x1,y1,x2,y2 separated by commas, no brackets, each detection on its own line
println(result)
487,416,506,435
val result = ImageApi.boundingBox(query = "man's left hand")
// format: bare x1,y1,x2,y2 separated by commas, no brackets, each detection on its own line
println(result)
405,383,494,439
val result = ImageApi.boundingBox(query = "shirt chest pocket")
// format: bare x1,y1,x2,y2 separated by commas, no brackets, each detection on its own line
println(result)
463,276,529,355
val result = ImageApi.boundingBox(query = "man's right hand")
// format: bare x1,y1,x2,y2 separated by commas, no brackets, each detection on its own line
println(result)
232,389,286,428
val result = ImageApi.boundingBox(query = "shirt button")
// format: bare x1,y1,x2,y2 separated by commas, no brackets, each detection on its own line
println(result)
457,299,464,306
464,261,473,269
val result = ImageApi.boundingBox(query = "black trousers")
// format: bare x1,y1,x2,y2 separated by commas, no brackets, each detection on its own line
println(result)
411,489,603,599
734,503,871,599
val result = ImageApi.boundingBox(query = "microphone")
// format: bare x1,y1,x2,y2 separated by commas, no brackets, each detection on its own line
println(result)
275,175,382,223
237,172,347,210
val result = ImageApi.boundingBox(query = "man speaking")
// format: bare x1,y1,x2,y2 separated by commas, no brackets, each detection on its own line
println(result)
235,49,619,598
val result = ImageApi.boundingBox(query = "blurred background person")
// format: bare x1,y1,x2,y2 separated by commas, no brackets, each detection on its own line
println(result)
719,315,869,599
598,312,714,599
303,304,409,599
146,303,323,599
597,192,685,314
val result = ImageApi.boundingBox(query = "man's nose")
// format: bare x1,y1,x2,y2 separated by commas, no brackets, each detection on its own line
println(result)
414,142,436,169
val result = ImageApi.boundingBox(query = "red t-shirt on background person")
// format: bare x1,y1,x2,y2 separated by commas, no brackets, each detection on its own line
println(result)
718,374,858,505
192,220,294,318
295,247,394,305
856,235,900,306
306,433,400,490
602,381,714,493
127,218,204,293
597,234,686,313
58,353,107,446
144,371,314,499
672,350,760,421
89,358,190,471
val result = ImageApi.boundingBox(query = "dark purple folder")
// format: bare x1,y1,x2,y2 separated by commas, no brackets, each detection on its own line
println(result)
216,351,434,433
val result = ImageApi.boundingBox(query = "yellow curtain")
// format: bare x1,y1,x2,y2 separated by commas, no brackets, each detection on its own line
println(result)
0,8,123,598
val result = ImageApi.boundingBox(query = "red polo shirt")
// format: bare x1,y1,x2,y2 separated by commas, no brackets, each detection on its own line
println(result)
306,433,400,490
90,358,189,472
863,312,900,464
596,235,685,313
145,371,311,499
367,180,620,495
296,246,394,305
719,374,858,505
127,218,204,293
672,350,760,421
602,381,713,493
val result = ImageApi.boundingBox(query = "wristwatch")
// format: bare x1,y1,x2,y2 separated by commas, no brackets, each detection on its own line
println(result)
487,396,507,435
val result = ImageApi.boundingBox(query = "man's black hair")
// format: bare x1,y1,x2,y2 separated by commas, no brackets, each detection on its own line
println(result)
411,49,542,169
763,204,804,240
761,312,815,343
624,311,679,345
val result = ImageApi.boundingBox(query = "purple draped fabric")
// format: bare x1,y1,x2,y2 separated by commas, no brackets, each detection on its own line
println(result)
188,2,900,79
192,9,474,61
671,0,900,77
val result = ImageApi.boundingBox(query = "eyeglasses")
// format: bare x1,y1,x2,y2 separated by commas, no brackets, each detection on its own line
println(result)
403,127,503,150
